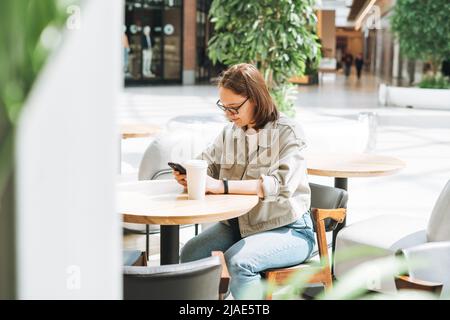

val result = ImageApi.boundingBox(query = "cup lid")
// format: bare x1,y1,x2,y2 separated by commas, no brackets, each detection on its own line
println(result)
184,159,208,168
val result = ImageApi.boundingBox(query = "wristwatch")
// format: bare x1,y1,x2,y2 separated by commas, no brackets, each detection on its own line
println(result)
222,178,229,194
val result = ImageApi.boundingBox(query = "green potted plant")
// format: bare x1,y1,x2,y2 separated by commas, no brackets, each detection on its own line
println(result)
207,0,321,117
293,56,319,85
391,0,450,83
380,0,450,109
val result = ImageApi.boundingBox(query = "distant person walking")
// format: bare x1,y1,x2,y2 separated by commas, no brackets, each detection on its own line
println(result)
355,53,364,79
343,52,353,77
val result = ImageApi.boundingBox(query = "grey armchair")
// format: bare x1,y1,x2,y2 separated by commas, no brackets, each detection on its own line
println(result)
335,179,450,294
123,251,230,300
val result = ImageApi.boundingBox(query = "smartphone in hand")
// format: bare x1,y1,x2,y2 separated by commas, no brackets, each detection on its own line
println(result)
168,162,186,175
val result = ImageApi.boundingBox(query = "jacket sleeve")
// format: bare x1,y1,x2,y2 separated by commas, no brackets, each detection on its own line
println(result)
259,126,307,203
195,129,224,179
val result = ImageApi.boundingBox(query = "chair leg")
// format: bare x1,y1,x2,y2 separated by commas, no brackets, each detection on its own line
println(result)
323,280,333,292
322,272,333,292
264,273,277,300
145,224,150,260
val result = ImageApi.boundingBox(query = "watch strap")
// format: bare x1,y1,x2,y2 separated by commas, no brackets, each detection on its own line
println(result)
222,178,229,194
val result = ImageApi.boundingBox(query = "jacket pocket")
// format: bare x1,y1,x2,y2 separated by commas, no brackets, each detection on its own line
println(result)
247,201,290,226
219,163,233,179
246,165,271,179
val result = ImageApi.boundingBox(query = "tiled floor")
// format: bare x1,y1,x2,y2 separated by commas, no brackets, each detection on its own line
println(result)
120,72,450,263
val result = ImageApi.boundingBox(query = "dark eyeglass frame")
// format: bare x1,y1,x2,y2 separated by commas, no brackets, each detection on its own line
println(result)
216,97,249,115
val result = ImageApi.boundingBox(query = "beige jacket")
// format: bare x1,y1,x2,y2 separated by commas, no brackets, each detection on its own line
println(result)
197,114,311,238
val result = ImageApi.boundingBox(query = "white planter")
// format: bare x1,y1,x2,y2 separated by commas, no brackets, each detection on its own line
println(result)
379,84,450,110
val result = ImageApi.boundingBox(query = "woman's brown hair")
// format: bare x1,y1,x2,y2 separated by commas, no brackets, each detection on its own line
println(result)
218,63,279,130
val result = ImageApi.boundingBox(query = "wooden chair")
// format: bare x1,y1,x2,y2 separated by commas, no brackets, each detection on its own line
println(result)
263,183,347,299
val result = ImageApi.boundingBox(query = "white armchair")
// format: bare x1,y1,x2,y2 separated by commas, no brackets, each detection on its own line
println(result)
334,180,450,294
395,241,450,297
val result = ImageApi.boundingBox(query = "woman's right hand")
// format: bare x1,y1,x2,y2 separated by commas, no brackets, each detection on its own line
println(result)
173,170,187,188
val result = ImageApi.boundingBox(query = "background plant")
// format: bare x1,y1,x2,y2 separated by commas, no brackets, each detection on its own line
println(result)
391,0,450,79
259,246,442,300
0,0,72,298
208,0,321,117
418,74,450,90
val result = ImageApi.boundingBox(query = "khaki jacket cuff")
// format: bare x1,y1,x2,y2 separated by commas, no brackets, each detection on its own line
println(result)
259,174,279,202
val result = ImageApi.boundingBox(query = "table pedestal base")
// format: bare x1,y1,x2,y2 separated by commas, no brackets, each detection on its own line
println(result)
161,225,180,265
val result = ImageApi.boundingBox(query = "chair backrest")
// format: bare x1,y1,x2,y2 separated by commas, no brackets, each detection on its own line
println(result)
123,256,222,300
310,183,348,232
427,179,450,242
138,130,197,181
138,114,225,181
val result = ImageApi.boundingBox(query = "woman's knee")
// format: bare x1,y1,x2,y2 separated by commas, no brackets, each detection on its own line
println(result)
180,236,206,262
180,223,232,262
225,251,257,277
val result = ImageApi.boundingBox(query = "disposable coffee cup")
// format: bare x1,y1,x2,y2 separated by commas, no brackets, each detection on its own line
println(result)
185,160,208,200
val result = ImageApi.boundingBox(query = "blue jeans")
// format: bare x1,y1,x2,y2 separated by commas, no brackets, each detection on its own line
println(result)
180,212,315,299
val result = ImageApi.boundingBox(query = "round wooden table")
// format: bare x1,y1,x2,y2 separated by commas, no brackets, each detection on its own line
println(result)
305,152,406,272
118,180,259,265
306,152,406,190
120,123,161,139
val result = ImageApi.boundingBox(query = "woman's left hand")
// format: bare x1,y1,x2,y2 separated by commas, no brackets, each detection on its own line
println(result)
206,176,224,194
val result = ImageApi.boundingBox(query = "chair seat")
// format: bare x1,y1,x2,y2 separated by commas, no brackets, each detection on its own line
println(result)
265,260,315,273
334,214,428,292
263,254,323,284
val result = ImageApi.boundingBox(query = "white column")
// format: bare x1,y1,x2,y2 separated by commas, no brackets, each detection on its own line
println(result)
16,0,123,299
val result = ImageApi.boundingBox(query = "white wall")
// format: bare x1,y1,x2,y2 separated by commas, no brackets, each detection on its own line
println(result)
16,0,123,299
318,10,336,58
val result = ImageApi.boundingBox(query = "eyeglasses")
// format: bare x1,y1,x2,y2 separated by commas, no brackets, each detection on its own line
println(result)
216,97,249,115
